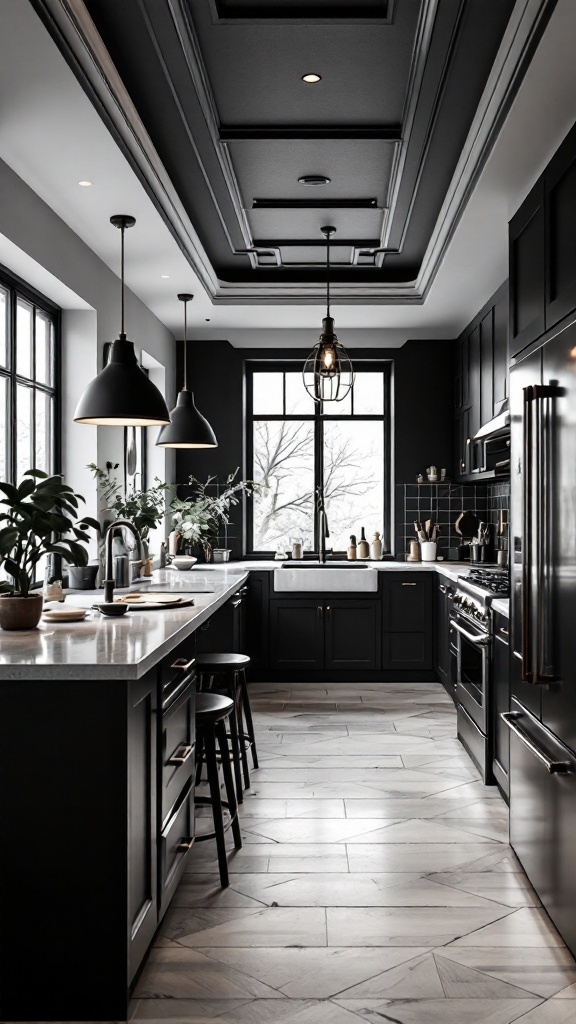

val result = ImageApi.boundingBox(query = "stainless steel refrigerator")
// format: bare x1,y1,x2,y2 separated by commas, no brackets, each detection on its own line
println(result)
507,319,576,956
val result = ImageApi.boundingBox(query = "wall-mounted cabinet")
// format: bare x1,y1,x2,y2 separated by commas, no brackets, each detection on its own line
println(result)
509,122,576,358
454,282,509,481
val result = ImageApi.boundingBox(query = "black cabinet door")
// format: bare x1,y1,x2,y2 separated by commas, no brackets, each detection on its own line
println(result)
468,324,481,439
324,600,381,671
509,182,545,356
435,578,451,690
545,128,576,330
455,407,470,481
382,574,433,671
492,616,510,799
128,674,158,982
492,288,509,413
246,571,270,673
480,309,494,428
270,599,324,670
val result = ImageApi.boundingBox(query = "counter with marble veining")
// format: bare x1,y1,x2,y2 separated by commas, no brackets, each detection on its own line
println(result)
0,566,248,681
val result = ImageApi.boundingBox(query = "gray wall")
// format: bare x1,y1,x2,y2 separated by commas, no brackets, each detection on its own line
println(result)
0,158,176,552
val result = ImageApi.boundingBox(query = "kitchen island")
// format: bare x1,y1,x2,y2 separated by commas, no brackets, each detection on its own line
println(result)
0,567,248,1022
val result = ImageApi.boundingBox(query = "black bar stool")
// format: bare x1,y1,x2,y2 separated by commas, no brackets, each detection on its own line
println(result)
196,653,259,793
194,692,242,887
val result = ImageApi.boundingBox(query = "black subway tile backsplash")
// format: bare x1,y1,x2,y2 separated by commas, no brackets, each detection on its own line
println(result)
396,480,510,560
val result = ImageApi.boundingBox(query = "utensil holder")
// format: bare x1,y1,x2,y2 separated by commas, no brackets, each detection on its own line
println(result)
421,541,437,562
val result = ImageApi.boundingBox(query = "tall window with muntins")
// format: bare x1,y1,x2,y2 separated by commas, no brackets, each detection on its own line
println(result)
246,362,391,555
0,269,60,485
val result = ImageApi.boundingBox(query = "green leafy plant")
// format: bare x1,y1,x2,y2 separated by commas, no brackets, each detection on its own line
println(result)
88,463,172,541
171,470,258,547
0,470,99,597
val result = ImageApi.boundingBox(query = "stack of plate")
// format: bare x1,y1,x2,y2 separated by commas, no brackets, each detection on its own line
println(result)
42,604,88,623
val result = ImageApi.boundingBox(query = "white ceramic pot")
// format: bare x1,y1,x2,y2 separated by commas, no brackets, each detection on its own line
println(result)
421,541,437,562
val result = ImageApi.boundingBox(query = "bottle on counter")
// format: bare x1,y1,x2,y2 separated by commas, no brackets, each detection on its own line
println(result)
347,534,357,560
370,531,382,560
357,527,370,559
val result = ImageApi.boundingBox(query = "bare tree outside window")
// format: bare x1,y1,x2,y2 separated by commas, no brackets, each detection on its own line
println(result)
249,366,388,553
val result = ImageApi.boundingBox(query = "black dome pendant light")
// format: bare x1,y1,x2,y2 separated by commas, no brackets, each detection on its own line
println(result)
303,226,354,403
74,215,171,426
156,293,218,449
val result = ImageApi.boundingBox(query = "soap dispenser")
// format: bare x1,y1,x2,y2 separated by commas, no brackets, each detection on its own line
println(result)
347,535,357,560
357,527,370,559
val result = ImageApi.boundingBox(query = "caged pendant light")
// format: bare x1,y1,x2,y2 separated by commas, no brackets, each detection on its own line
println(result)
74,215,171,426
156,293,218,449
303,226,354,403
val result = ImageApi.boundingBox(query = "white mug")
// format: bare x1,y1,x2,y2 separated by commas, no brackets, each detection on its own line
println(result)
421,541,437,562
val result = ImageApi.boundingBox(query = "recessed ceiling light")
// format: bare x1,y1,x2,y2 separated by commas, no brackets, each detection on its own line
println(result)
78,180,93,187
160,274,170,279
298,175,331,186
302,73,321,84
205,318,211,322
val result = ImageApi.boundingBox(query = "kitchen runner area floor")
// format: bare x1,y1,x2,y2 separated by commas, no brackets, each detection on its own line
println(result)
132,682,576,1024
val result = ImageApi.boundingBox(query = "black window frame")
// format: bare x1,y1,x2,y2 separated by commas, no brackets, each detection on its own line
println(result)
0,262,61,485
245,359,392,557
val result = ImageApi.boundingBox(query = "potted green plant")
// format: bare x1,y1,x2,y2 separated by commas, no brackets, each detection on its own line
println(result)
89,463,172,572
0,470,99,630
170,470,257,562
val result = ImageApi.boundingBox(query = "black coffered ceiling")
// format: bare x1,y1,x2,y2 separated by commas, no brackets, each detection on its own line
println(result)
81,0,515,291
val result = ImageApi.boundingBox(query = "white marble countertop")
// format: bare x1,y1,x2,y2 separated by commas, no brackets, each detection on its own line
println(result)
0,567,249,681
0,560,474,680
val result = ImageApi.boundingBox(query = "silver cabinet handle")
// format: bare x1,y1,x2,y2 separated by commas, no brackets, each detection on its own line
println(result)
401,582,417,587
439,584,447,593
501,712,571,774
167,744,194,766
450,620,490,646
176,837,194,852
500,626,509,637
317,605,323,617
171,657,195,672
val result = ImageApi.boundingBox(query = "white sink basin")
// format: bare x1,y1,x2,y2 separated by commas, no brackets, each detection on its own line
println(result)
274,566,378,593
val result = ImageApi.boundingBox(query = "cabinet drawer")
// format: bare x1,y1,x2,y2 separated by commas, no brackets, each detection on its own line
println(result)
159,777,194,913
160,647,196,708
161,682,196,824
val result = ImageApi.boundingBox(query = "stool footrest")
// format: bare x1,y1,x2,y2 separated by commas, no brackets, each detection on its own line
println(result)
194,795,239,842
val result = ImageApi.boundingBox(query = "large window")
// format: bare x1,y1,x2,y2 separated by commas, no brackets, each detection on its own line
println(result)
0,268,60,484
247,362,391,555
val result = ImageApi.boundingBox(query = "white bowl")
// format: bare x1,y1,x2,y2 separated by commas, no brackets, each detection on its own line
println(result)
171,555,198,571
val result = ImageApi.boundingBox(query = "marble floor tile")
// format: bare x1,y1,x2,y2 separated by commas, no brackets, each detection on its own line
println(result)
326,905,513,946
344,817,498,845
228,872,433,907
199,946,430,999
343,797,486,818
240,797,346,817
160,906,328,947
503,1002,576,1022
553,982,576,997
346,842,499,873
131,996,254,1019
427,870,541,908
240,817,400,844
334,997,541,1023
450,908,566,947
134,947,283,999
437,946,576,998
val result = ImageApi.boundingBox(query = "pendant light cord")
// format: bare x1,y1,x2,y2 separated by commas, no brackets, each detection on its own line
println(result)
183,298,188,391
120,222,125,338
326,231,331,317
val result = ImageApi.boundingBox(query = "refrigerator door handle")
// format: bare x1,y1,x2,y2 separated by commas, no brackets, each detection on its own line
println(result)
533,385,562,682
501,711,571,774
522,386,534,682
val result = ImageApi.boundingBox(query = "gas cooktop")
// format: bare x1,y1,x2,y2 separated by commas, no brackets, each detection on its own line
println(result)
459,566,510,597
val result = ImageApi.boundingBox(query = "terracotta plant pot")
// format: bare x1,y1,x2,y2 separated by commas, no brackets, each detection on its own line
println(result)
0,593,44,630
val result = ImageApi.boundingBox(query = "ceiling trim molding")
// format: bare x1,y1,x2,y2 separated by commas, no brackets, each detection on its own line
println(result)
416,0,559,302
29,0,221,297
29,0,558,306
219,126,402,141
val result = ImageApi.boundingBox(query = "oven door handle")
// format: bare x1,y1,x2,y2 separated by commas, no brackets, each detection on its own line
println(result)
450,619,491,647
501,711,571,774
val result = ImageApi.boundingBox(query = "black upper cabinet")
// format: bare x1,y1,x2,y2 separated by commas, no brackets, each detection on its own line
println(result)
454,282,508,481
509,182,545,356
492,286,509,411
545,128,576,330
480,310,494,426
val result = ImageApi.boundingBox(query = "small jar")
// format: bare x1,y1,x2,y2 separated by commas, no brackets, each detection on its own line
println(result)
291,541,303,560
43,578,64,602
